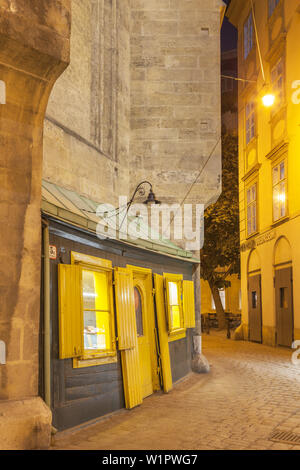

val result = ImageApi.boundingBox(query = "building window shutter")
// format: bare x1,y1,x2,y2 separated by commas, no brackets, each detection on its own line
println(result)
183,280,196,328
114,268,137,350
58,264,84,359
154,274,173,393
114,268,143,409
163,277,172,334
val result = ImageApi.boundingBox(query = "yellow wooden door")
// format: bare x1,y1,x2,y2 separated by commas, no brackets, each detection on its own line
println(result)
134,280,153,398
154,274,173,393
114,268,143,409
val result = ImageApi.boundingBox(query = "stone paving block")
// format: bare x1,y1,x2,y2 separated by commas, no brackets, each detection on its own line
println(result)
52,333,300,450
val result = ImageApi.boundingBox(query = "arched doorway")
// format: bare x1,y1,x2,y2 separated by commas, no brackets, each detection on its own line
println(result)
247,249,262,343
274,237,293,347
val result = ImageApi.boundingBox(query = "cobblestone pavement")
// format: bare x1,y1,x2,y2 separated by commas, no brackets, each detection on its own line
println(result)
52,333,300,450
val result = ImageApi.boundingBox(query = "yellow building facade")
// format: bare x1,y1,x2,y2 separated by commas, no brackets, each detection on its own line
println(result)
228,0,300,346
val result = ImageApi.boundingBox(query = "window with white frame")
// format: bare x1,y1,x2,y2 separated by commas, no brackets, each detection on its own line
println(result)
244,12,253,59
271,58,284,109
273,160,287,221
246,99,255,145
247,183,257,236
269,0,280,17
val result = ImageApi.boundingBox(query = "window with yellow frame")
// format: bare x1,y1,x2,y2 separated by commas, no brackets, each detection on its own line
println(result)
58,252,117,368
81,269,114,358
163,273,186,341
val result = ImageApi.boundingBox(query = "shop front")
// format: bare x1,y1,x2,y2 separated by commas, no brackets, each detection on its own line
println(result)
40,181,198,431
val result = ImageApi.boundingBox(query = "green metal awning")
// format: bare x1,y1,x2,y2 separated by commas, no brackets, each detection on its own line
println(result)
41,180,199,263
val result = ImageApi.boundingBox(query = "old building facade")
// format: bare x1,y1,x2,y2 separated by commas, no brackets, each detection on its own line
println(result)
228,0,300,346
200,42,240,326
0,0,224,449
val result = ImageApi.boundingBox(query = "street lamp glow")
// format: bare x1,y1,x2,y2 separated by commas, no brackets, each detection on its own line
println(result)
262,93,275,107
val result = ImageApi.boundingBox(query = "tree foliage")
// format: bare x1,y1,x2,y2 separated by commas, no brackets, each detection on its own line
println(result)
201,133,240,328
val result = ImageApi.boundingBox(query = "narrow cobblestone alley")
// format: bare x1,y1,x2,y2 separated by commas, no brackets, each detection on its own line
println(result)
52,333,300,450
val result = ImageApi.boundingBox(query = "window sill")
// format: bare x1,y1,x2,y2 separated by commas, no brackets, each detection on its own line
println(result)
168,328,186,343
246,231,259,241
271,215,289,228
73,354,117,369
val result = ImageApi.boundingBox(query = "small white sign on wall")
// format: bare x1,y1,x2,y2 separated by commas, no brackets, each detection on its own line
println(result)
0,341,6,364
0,80,6,104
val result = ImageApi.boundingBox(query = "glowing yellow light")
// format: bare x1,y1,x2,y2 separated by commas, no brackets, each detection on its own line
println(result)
262,93,275,107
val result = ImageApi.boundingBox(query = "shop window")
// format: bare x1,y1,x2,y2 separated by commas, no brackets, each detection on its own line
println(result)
168,281,181,330
82,269,112,355
246,182,257,236
273,160,287,222
163,274,196,341
244,12,253,60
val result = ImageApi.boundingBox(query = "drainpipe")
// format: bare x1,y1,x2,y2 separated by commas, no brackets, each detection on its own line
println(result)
43,221,51,408
192,252,210,373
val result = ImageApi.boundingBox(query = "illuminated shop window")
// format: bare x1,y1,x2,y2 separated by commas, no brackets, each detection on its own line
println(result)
82,269,112,354
163,274,186,341
168,281,182,330
58,253,117,368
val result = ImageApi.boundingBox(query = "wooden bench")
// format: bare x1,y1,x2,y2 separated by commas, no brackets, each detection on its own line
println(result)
201,313,241,334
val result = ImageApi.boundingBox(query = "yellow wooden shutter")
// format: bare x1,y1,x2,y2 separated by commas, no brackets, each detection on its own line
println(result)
114,268,143,409
114,268,136,350
162,276,172,334
163,273,184,333
120,348,143,409
154,274,173,393
183,280,196,328
58,264,83,359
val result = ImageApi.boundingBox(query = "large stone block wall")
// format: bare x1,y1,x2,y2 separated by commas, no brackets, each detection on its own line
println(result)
44,0,131,206
130,0,222,210
44,0,222,219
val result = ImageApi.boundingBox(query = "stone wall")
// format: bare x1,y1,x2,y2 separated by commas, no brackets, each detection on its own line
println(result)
130,0,222,210
44,0,222,241
44,0,131,206
0,0,71,449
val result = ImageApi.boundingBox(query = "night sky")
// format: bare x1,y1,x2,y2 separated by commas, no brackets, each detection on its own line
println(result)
221,0,237,52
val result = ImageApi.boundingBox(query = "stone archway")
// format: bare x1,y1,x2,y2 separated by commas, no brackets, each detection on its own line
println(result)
0,0,71,450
